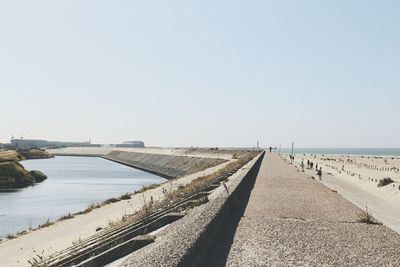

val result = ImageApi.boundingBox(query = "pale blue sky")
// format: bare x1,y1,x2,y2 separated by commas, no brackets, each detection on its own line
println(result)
1,1,399,147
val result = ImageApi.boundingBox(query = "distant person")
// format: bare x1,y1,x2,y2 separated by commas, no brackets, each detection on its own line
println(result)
307,160,310,169
318,167,322,180
310,162,314,169
316,163,318,171
301,159,305,172
269,146,272,153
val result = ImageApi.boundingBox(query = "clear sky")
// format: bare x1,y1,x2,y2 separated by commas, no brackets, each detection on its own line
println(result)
1,1,399,148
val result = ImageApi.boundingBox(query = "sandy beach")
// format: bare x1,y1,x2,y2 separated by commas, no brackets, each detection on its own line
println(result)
284,153,400,233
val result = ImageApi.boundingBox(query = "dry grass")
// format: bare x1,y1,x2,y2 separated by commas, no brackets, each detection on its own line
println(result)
7,234,16,240
77,202,101,215
134,183,161,194
27,250,50,267
19,149,53,160
38,219,54,229
357,206,379,225
119,193,131,200
166,151,259,201
0,150,23,162
57,213,74,221
102,198,119,205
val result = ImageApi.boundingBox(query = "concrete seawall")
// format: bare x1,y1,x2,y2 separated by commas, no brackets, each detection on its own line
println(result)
118,152,264,267
51,147,230,179
104,151,227,179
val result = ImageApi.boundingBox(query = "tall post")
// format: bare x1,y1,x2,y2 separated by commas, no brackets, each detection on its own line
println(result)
291,142,294,156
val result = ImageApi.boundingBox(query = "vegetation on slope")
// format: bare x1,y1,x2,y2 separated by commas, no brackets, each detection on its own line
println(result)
18,149,53,160
0,149,50,189
0,162,34,188
0,150,23,162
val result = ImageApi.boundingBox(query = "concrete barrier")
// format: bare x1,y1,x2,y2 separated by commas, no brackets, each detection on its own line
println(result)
104,151,227,179
177,152,265,266
117,152,264,267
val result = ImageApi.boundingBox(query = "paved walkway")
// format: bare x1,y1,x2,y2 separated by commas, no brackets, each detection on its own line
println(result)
219,153,400,266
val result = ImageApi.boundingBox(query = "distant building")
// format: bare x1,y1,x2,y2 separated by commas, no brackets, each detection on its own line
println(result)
9,139,100,150
11,139,49,150
114,141,145,148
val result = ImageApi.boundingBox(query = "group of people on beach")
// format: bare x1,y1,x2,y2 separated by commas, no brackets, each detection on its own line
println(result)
300,158,323,180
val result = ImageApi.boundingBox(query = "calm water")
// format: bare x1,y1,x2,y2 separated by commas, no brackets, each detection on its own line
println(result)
0,156,166,237
278,148,400,157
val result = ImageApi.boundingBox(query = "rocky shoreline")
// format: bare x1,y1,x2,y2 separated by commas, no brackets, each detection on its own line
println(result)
0,149,52,189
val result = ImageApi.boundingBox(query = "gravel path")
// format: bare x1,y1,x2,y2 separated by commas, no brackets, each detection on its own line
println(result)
222,153,400,266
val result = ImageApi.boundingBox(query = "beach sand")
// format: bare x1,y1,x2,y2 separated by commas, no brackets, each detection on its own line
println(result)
284,153,400,233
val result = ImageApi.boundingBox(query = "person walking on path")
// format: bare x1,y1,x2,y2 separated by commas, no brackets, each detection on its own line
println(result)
318,167,322,180
301,159,305,172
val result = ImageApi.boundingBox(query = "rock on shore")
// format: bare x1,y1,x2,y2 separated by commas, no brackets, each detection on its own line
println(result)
0,149,50,189
29,170,48,183
0,162,34,188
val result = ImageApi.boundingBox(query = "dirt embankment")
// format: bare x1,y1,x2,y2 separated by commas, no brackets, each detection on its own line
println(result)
0,149,51,189
0,150,23,163
0,149,53,162
18,149,53,160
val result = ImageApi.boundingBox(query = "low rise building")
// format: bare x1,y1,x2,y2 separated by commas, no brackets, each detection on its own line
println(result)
9,139,100,150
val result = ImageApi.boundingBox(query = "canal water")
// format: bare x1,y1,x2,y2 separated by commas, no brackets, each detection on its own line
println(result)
0,156,166,238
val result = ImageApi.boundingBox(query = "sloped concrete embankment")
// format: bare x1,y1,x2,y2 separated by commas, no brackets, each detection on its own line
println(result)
119,152,264,267
103,151,227,179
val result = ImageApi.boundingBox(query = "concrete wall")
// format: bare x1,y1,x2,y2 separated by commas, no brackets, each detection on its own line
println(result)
118,152,264,267
104,151,227,178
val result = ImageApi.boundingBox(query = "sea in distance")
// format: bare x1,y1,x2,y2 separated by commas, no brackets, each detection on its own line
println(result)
277,148,400,157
